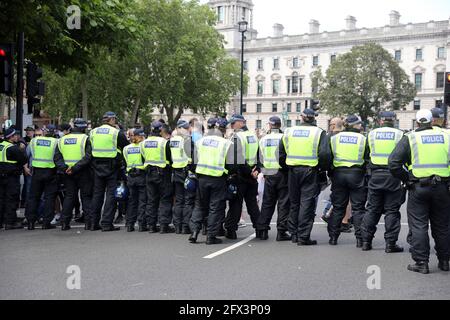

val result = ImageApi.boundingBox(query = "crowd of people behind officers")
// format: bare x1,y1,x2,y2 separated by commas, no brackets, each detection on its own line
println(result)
0,107,449,275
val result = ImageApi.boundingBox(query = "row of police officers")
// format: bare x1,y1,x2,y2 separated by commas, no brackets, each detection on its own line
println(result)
0,107,449,274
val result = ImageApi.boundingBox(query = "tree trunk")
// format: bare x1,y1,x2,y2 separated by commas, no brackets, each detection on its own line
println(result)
81,76,88,119
130,96,141,128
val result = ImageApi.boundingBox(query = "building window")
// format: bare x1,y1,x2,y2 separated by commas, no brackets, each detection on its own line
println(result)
286,120,292,127
287,79,291,94
330,54,336,63
256,120,262,129
313,55,319,66
243,61,248,71
312,78,318,94
242,104,247,113
437,47,445,59
394,50,401,62
287,103,292,113
217,6,224,23
293,57,299,68
295,120,301,126
296,103,301,112
292,76,299,93
256,103,262,113
272,79,280,95
272,103,278,112
257,80,264,95
415,48,423,61
437,72,445,89
299,78,303,93
414,73,422,90
273,58,279,70
413,100,421,110
257,59,264,71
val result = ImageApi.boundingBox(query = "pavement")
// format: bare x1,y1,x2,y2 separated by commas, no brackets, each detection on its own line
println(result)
1,189,449,300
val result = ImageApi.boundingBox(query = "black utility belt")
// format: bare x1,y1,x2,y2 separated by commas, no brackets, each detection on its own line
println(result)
128,169,146,177
413,176,450,186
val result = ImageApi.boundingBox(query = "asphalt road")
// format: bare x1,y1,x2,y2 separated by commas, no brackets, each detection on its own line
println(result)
1,189,449,300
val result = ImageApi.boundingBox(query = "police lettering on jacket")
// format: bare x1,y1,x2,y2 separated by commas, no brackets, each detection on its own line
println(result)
36,139,51,147
202,139,219,148
375,132,395,140
264,139,280,147
292,130,310,138
421,135,445,144
127,147,141,154
64,138,78,145
339,135,358,144
144,141,159,148
97,128,110,134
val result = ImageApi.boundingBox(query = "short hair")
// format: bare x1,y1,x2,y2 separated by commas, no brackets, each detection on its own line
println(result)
330,117,344,131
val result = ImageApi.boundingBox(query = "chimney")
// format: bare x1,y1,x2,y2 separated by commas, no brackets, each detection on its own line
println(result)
309,20,320,34
389,11,400,26
273,23,284,37
345,15,357,30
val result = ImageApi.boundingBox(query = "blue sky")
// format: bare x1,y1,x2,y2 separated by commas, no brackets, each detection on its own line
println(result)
201,0,450,37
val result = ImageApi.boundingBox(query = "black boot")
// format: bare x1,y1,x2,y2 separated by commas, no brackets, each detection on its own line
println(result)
407,261,429,274
189,231,199,243
438,260,449,272
206,236,223,245
102,225,120,232
291,234,298,244
84,222,92,231
217,226,225,237
277,231,292,242
5,222,23,230
356,239,363,248
90,224,101,231
42,223,56,230
139,225,149,232
362,241,372,251
182,226,191,235
127,225,135,232
160,224,175,234
61,223,71,231
149,225,160,233
385,242,404,253
27,222,35,230
297,239,317,246
329,237,338,246
225,229,237,240
259,230,269,241
175,225,183,234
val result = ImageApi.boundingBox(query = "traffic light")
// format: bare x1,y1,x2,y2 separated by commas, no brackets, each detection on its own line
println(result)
444,72,450,107
26,61,45,114
0,43,14,95
311,99,320,111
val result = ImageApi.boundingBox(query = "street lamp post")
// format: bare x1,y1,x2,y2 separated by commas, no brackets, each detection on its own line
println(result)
238,19,248,115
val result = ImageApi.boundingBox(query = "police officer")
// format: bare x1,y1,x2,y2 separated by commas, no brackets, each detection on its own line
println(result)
280,109,329,245
141,121,174,233
170,120,195,234
189,118,233,245
328,115,369,247
431,107,448,132
90,112,129,232
361,112,404,252
123,129,146,232
0,127,28,229
389,109,450,274
57,119,93,231
256,116,291,241
224,115,261,239
25,125,65,230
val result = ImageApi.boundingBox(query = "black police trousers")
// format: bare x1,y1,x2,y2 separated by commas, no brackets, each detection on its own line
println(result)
126,171,147,227
61,169,93,225
92,172,118,228
328,168,367,241
287,167,320,241
190,175,226,237
0,174,21,225
173,181,196,229
224,179,260,231
25,168,58,225
256,171,289,232
145,166,173,227
361,170,405,243
407,182,450,263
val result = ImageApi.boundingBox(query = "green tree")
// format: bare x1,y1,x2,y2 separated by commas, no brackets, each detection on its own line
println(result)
313,43,416,123
138,0,241,127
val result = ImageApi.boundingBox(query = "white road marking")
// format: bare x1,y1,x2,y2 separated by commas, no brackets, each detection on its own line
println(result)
203,233,256,259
